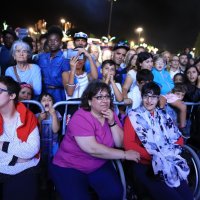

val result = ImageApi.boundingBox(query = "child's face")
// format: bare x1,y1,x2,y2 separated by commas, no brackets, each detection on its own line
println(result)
174,92,185,101
102,64,116,79
174,75,183,83
41,95,53,112
154,58,165,71
18,87,32,101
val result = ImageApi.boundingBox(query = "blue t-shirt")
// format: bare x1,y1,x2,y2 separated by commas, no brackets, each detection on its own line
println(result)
37,50,70,102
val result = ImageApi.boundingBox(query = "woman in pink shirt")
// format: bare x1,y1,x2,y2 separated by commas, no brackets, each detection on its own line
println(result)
50,80,140,200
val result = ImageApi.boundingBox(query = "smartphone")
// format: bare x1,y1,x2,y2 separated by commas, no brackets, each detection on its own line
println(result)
67,49,84,60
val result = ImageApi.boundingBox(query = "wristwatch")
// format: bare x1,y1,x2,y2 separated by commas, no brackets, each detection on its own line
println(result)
109,121,117,127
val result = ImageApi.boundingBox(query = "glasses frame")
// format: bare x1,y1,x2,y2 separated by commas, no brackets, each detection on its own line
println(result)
93,94,113,101
0,88,9,94
142,94,159,101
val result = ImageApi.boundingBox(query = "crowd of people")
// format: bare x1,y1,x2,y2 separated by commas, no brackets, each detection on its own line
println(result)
0,25,199,200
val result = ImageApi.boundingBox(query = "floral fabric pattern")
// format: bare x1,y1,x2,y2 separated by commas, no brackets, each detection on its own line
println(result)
129,106,190,187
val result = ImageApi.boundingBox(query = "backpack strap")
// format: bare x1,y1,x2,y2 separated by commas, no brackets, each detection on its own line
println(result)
13,66,21,83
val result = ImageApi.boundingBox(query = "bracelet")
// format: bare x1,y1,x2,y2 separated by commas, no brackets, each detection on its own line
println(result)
109,121,117,127
66,83,75,87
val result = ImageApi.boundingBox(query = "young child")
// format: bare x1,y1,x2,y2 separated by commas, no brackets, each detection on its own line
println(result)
173,73,186,84
36,93,62,160
101,59,123,101
18,82,33,101
166,83,187,126
152,56,187,134
126,69,154,113
172,83,187,101
101,59,123,115
18,82,41,114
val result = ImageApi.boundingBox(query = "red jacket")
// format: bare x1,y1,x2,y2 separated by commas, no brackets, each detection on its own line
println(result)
0,102,39,157
0,102,38,141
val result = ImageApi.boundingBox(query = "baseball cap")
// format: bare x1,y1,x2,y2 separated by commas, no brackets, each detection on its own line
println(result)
113,41,130,51
74,32,88,41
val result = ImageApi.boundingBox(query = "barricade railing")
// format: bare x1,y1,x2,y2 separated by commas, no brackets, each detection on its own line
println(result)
20,100,200,116
20,100,200,200
52,100,200,136
53,101,81,135
185,102,200,106
21,100,45,112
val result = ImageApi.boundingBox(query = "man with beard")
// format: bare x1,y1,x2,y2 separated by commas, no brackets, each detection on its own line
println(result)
179,53,189,73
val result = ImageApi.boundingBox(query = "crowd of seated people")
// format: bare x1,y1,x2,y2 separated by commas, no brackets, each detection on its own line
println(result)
0,25,200,200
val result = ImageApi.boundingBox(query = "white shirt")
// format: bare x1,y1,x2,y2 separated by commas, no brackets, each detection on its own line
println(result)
5,64,42,96
127,69,137,92
0,112,40,175
110,83,122,115
65,72,89,100
169,69,180,79
127,85,142,113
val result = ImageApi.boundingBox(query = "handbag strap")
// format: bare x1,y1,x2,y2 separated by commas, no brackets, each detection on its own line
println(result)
13,66,21,83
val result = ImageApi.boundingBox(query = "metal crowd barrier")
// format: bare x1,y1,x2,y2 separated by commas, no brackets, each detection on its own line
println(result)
20,100,200,200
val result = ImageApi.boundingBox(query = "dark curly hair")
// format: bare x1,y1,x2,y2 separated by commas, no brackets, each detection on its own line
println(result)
81,80,113,111
47,25,63,39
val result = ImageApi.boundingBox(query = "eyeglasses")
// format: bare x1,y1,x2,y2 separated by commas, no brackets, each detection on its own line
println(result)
93,95,112,101
143,94,159,100
0,88,9,94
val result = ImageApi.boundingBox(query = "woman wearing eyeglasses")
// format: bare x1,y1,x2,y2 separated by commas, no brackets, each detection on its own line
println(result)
0,76,40,200
50,80,140,200
124,82,193,200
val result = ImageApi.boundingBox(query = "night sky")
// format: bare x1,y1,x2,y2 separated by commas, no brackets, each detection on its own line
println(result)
1,0,200,53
